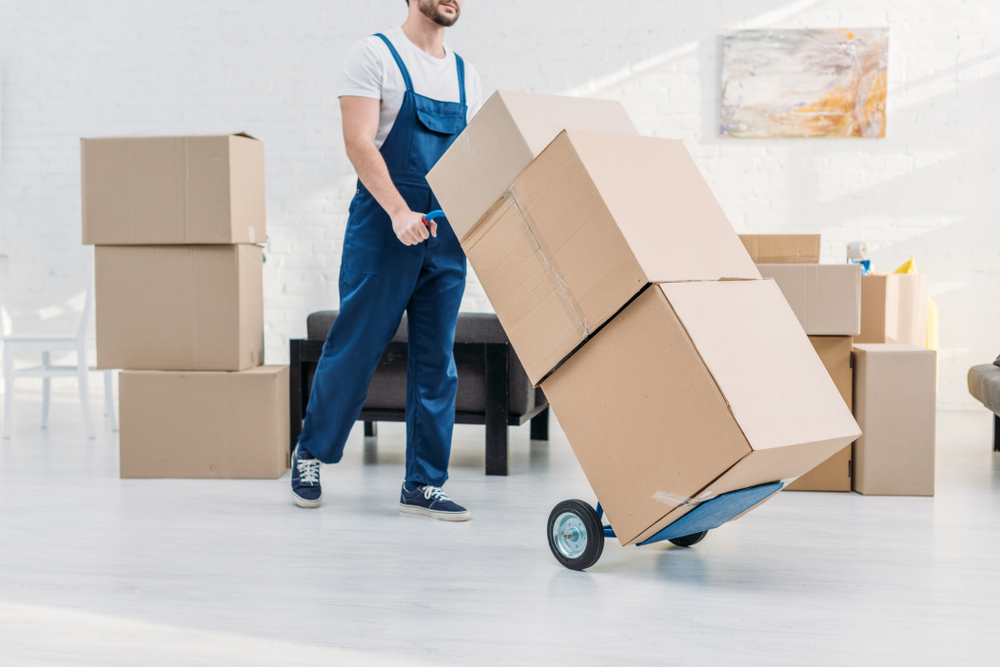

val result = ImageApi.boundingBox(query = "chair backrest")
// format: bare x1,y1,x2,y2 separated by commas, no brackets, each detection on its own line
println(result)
75,252,95,345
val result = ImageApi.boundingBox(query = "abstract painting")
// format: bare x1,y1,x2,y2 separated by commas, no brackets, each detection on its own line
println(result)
720,28,889,138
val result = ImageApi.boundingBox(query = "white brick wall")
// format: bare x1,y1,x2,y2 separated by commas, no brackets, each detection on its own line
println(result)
0,0,997,408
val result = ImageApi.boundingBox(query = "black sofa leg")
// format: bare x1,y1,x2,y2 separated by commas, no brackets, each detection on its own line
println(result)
485,343,510,476
994,413,999,452
364,421,378,437
530,406,550,441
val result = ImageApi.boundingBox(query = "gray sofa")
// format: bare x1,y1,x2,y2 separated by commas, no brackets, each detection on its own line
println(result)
289,311,550,475
967,363,1000,451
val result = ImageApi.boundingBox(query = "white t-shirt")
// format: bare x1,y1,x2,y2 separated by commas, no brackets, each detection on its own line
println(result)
338,26,483,149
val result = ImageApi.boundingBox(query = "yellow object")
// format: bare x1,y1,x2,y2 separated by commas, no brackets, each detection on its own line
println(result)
894,255,917,274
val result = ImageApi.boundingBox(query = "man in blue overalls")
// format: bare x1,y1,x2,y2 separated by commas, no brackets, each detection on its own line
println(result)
291,0,480,521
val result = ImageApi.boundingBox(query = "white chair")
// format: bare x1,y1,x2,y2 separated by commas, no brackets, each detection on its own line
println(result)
2,267,116,439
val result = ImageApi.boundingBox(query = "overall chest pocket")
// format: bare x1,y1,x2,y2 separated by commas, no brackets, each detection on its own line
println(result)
408,94,466,174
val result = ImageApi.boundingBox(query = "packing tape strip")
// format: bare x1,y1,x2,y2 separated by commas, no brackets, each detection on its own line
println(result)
651,490,715,510
457,132,476,162
503,187,592,341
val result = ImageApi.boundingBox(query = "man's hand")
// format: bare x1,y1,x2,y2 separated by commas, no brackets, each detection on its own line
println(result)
390,210,438,246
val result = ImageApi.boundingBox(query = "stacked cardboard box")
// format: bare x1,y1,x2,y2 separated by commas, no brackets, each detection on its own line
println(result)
81,134,288,479
857,273,930,346
429,92,860,545
742,237,862,492
852,344,936,496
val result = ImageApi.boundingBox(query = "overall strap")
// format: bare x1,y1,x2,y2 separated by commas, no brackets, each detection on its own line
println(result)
455,53,466,106
374,33,413,92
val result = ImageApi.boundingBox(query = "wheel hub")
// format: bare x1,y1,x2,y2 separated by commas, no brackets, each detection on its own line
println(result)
552,512,588,559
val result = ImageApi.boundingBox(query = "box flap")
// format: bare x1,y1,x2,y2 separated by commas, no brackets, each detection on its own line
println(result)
564,130,761,282
659,280,862,452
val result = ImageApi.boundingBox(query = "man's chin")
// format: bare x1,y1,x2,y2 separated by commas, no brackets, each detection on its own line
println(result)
434,12,459,27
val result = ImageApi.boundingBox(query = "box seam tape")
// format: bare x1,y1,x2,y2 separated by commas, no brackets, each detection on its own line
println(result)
504,185,591,341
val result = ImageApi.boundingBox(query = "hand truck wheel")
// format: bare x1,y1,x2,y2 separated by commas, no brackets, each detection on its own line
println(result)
547,499,604,570
668,531,708,548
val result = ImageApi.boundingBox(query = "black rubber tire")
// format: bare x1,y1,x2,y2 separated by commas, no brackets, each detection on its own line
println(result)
547,499,604,571
668,531,708,548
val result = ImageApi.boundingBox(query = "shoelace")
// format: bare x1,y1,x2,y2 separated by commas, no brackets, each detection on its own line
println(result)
421,485,451,503
296,457,321,485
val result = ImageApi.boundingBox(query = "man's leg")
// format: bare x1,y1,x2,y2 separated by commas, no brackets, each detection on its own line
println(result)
402,241,467,488
396,241,469,521
298,268,413,465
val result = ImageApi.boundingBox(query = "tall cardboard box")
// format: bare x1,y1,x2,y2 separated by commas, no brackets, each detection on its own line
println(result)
427,91,638,240
458,129,760,384
96,244,264,371
740,234,820,264
119,366,289,479
852,344,936,496
755,263,862,336
785,336,854,492
540,280,861,546
857,274,929,346
82,133,266,245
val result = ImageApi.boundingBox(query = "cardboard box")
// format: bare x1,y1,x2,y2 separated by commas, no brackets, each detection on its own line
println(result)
96,245,264,371
427,90,638,241
785,336,854,492
756,263,861,336
540,280,861,546
852,344,936,496
462,129,760,384
119,366,289,479
740,234,820,264
82,133,265,245
857,274,929,346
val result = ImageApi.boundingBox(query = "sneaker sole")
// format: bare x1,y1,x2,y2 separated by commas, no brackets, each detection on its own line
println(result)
292,490,322,509
399,504,471,522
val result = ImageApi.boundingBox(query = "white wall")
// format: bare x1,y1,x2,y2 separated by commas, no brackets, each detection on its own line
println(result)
0,0,996,408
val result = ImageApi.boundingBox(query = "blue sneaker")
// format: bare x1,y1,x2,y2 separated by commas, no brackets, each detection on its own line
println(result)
291,445,322,508
399,483,471,521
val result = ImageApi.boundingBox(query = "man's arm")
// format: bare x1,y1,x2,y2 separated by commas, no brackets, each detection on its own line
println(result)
341,96,436,246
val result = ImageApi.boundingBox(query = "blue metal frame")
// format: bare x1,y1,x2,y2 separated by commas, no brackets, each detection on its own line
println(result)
596,481,785,546
595,503,617,539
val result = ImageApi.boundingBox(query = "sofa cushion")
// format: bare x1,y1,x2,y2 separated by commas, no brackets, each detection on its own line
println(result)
968,363,1000,413
306,310,539,416
306,311,509,344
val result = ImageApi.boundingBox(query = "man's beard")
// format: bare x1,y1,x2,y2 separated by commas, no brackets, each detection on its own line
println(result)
418,0,459,27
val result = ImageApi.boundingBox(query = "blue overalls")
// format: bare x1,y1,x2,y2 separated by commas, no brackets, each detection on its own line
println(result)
297,34,468,488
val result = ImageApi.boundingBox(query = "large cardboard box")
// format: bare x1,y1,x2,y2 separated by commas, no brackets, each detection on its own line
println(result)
852,344,936,496
427,91,638,241
740,234,820,264
96,245,264,371
462,129,760,384
756,263,861,336
540,280,861,546
119,366,289,479
82,133,265,245
785,336,854,492
857,274,929,346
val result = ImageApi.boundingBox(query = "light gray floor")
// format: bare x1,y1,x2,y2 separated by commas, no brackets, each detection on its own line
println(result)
1,392,998,666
